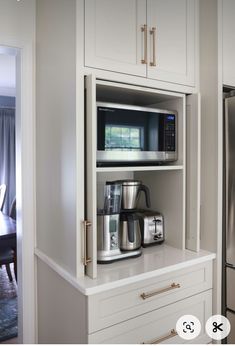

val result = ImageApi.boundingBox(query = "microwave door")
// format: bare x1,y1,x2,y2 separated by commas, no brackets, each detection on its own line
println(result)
148,114,160,152
96,103,177,165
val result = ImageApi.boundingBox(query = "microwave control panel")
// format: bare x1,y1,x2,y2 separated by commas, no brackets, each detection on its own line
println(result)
164,115,176,152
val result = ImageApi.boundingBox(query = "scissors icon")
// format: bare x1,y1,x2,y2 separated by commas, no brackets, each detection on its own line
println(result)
213,322,223,333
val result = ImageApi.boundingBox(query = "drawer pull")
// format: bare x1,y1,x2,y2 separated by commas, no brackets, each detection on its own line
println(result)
143,329,178,344
141,24,147,64
140,283,180,300
150,27,157,67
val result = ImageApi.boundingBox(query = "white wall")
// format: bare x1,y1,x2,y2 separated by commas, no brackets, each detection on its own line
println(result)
0,0,36,343
36,0,77,275
0,0,35,42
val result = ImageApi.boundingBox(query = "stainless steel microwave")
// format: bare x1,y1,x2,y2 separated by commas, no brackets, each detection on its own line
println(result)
97,102,177,166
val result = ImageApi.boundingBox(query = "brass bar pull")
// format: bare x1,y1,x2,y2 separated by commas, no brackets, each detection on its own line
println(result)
143,329,178,344
140,283,180,300
83,220,92,266
150,27,156,66
141,24,147,64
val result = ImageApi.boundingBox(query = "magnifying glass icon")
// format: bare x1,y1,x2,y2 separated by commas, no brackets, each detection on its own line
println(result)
186,324,192,331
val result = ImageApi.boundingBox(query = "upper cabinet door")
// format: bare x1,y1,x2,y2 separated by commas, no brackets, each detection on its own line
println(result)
222,0,235,87
147,0,195,86
85,0,147,77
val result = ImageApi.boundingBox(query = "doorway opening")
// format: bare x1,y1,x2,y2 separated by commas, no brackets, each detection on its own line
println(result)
0,46,18,343
0,39,36,343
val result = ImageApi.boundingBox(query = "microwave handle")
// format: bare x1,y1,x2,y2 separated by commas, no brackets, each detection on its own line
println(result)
139,184,151,208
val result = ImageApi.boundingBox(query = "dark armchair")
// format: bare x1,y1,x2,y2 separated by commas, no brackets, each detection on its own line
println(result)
0,184,6,211
0,245,17,282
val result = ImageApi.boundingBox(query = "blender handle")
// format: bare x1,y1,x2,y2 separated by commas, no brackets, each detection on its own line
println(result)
139,184,151,208
127,214,135,243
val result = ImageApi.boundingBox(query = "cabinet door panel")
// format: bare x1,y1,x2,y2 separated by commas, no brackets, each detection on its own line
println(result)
147,0,195,86
85,75,97,279
186,94,201,252
85,0,147,77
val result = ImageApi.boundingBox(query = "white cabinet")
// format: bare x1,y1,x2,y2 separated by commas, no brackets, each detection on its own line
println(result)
37,254,214,344
88,290,212,344
88,261,212,333
147,0,195,86
85,0,147,77
85,0,197,87
35,2,216,343
222,0,235,86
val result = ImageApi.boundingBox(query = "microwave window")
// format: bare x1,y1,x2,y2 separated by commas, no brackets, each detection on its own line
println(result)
97,106,174,152
105,125,143,151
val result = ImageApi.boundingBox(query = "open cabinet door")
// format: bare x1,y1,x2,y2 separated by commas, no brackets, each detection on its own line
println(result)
186,94,201,252
85,75,97,278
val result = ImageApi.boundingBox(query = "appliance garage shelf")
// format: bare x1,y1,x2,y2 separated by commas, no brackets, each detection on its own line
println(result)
96,165,184,173
67,245,215,295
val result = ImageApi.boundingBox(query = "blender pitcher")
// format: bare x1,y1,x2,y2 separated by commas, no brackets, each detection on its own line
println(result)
103,182,122,214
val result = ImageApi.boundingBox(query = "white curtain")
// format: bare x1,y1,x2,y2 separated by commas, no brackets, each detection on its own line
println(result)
0,108,15,214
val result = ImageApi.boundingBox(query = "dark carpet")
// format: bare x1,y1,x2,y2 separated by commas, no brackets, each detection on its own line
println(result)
0,265,17,342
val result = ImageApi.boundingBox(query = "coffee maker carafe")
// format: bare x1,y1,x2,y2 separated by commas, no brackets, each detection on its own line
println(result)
120,213,141,251
117,180,151,253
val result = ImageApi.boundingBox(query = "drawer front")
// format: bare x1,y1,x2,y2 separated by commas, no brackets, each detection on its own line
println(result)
88,261,212,333
88,290,212,344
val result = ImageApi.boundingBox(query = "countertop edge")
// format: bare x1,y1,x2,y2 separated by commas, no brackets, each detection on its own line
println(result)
35,248,87,295
35,247,216,296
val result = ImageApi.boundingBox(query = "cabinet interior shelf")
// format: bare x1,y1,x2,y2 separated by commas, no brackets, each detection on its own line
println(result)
96,165,184,173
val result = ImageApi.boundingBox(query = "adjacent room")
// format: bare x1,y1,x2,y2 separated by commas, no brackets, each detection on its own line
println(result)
0,50,17,343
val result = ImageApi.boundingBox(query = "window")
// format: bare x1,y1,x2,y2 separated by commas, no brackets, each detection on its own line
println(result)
105,125,142,151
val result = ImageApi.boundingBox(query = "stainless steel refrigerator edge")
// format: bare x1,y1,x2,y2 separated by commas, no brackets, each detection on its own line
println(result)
223,95,235,343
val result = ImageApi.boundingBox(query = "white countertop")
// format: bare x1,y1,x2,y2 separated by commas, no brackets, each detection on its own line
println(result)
79,245,215,295
35,245,216,296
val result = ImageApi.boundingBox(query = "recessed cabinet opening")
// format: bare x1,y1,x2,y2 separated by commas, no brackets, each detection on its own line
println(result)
97,169,185,255
96,80,185,167
85,76,200,278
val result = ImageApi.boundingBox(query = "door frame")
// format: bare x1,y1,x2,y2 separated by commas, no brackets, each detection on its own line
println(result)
0,39,36,343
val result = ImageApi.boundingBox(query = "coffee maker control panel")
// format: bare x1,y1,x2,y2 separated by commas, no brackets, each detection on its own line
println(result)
109,219,119,250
